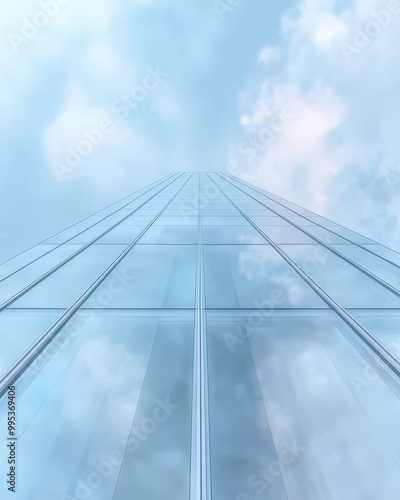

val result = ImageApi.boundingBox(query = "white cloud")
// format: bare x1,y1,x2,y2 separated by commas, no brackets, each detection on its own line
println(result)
235,0,400,249
258,46,281,66
43,85,147,186
240,81,344,212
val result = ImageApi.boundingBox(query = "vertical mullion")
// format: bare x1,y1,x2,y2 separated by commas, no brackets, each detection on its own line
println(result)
190,173,212,500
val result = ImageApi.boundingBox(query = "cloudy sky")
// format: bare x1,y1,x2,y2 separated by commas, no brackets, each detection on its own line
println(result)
0,0,399,261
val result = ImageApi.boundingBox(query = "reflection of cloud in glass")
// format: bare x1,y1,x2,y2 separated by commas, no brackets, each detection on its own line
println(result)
248,315,400,500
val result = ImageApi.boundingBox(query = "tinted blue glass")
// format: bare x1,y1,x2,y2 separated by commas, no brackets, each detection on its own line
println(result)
280,244,400,309
46,225,109,245
352,313,400,362
0,310,61,377
113,321,193,499
0,244,58,281
306,216,338,226
329,226,376,245
251,217,292,226
0,245,85,305
259,225,317,244
86,245,196,308
286,216,317,226
117,215,154,226
301,226,350,244
331,244,400,289
138,226,198,244
154,216,198,226
3,172,400,500
247,315,400,500
362,244,400,267
0,316,193,499
204,245,327,309
202,225,265,244
9,245,126,309
96,226,145,245
201,216,249,226
207,319,288,499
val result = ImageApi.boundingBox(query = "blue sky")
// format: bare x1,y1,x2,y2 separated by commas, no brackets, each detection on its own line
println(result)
0,0,399,261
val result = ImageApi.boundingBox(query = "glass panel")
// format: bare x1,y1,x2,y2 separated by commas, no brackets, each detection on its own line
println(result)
44,226,91,244
301,226,350,245
200,210,241,217
204,245,327,309
202,226,265,245
0,244,58,281
245,314,400,500
117,215,154,227
153,216,198,226
138,226,198,244
9,245,126,309
306,216,338,226
331,244,400,290
0,315,193,500
132,209,161,216
286,217,317,227
46,226,109,245
329,226,376,245
0,310,61,377
280,245,400,309
105,213,154,224
113,321,193,499
259,226,317,244
0,245,85,305
352,312,400,363
76,214,111,225
201,216,249,226
362,245,400,267
96,226,145,245
251,217,292,226
207,319,288,499
85,245,197,309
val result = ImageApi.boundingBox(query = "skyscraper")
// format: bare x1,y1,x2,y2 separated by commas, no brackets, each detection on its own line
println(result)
1,172,400,499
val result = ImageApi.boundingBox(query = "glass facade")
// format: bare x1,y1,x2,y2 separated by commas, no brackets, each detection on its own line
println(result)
1,172,400,499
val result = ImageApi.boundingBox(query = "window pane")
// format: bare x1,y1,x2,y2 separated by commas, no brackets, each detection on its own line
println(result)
251,217,292,227
202,226,265,245
154,216,198,226
0,315,192,500
328,226,376,244
45,226,105,245
331,244,400,290
204,245,327,309
352,313,400,363
201,216,249,226
301,226,350,245
0,245,86,305
207,319,288,499
85,245,197,309
9,245,126,309
280,244,400,309
0,310,61,377
259,225,317,244
362,245,400,267
246,314,400,500
96,226,145,245
0,244,57,281
138,226,198,244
